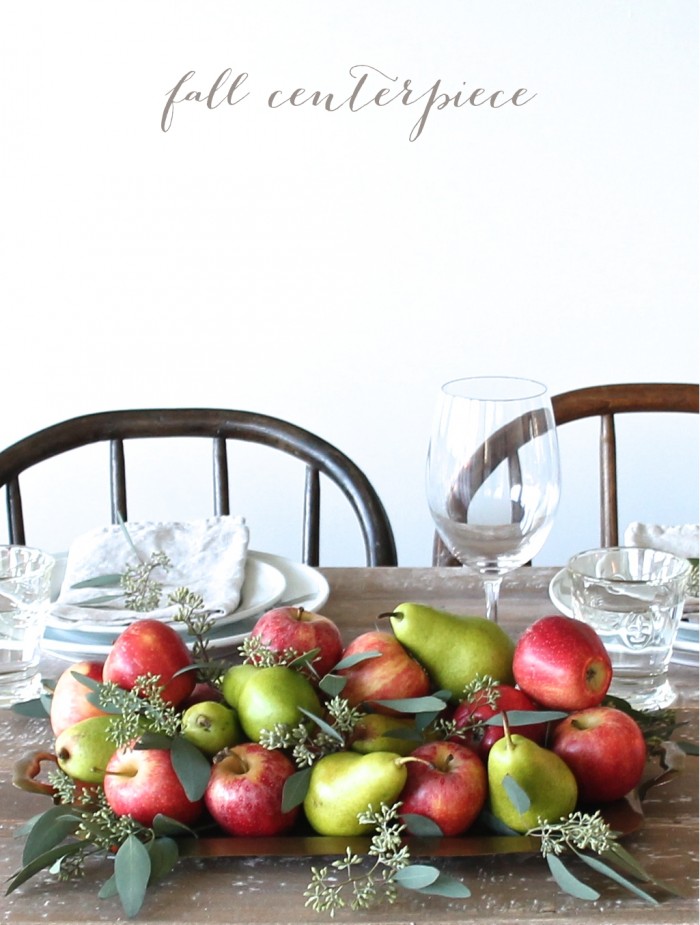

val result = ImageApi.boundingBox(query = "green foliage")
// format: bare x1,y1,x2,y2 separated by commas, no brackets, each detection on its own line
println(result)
304,802,469,915
526,810,674,905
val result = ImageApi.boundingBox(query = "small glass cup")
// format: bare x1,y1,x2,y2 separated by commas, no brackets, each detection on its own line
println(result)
567,546,691,711
0,546,55,707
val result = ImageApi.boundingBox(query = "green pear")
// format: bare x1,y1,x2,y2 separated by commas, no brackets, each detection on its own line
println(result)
236,665,322,742
389,602,515,699
487,728,578,833
349,714,419,757
181,700,243,756
55,715,118,784
221,663,258,710
304,751,409,836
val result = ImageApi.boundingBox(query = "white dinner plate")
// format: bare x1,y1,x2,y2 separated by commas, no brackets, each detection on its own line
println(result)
549,567,699,665
41,551,330,662
45,554,286,636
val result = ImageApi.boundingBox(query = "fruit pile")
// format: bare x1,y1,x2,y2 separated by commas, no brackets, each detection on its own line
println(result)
44,603,649,841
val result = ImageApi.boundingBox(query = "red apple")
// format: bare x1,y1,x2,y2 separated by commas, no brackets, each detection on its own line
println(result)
399,741,487,836
336,630,431,714
551,706,647,803
250,606,344,679
512,615,612,711
449,684,545,760
103,619,196,707
204,743,299,836
50,660,108,737
103,742,204,827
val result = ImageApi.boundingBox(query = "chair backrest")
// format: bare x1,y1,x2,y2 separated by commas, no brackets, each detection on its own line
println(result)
432,382,699,565
551,382,699,547
0,409,397,567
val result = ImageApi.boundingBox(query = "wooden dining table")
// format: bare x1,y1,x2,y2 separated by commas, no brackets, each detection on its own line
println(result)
1,565,698,925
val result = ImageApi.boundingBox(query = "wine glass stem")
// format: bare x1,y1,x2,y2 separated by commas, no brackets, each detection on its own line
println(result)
484,576,502,623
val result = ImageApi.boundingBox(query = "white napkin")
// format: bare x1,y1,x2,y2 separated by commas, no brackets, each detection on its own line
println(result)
623,522,699,559
52,516,249,625
623,522,699,604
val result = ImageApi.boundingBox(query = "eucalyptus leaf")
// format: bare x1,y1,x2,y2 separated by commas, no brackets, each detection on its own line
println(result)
135,731,175,750
298,707,345,744
118,515,141,557
98,873,119,899
286,648,321,671
86,692,122,713
152,814,199,838
393,863,440,890
602,844,682,895
401,813,444,837
282,766,313,812
318,673,347,697
70,574,124,589
74,671,104,691
11,697,50,718
22,806,82,865
546,853,600,901
75,593,126,607
502,773,531,814
6,842,85,894
147,836,180,882
373,695,448,714
476,808,523,837
677,740,699,756
412,871,471,898
331,650,382,671
574,850,659,904
14,811,48,838
171,735,212,802
115,834,152,918
483,710,568,727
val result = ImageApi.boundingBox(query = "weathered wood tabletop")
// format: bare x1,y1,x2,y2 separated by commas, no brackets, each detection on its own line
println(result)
1,566,697,924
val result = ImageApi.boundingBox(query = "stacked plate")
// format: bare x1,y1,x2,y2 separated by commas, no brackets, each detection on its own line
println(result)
548,568,699,668
42,550,330,662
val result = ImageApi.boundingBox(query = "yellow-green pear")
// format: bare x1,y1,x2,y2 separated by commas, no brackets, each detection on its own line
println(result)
487,730,578,833
55,715,118,784
389,602,515,699
221,663,258,710
349,714,418,757
304,751,409,836
236,665,322,742
181,700,243,756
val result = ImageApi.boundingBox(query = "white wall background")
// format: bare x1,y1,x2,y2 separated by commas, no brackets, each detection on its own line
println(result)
1,1,698,568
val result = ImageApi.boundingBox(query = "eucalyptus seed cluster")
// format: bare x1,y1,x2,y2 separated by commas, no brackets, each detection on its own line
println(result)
98,675,183,746
169,586,218,672
527,810,615,857
121,551,171,612
304,803,410,916
258,696,363,768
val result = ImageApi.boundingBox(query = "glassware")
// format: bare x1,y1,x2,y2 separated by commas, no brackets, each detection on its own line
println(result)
567,546,691,710
0,545,55,706
426,376,560,622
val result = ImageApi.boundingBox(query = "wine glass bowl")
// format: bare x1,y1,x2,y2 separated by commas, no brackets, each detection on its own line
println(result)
427,376,561,622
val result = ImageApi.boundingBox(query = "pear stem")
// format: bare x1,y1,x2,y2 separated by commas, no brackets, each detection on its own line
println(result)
396,756,432,769
502,712,514,753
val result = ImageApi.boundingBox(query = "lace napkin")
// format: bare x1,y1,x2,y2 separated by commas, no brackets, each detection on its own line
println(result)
52,516,250,626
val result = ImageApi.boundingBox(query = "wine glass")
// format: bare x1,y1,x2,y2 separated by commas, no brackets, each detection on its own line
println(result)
426,376,560,623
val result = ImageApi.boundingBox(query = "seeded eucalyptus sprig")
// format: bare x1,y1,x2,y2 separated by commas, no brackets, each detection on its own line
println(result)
304,802,470,916
525,810,679,904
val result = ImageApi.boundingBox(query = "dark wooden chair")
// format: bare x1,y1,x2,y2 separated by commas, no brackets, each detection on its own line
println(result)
550,382,698,548
0,409,397,567
433,382,699,565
